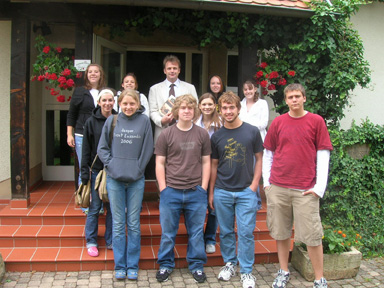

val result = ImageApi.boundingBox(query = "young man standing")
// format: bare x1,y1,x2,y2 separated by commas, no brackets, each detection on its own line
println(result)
148,55,198,143
155,94,211,283
262,83,333,288
210,91,263,288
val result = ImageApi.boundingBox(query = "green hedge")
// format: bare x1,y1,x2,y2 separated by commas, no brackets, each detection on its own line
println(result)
321,120,384,256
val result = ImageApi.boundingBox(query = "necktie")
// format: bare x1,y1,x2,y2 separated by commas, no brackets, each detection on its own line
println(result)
169,83,175,97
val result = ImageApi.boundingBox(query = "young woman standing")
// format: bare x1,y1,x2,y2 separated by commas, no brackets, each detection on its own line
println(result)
97,89,153,281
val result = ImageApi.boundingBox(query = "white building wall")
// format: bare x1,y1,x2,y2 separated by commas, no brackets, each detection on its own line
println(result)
340,2,384,129
0,21,11,198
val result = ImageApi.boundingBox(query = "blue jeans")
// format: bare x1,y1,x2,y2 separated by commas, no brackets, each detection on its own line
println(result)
157,186,207,272
214,187,261,274
85,171,112,248
75,134,83,185
204,201,218,245
107,175,145,273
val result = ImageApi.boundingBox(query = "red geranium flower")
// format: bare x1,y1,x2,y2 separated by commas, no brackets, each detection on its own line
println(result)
76,72,82,79
49,73,58,81
268,84,276,91
269,71,279,79
66,79,75,88
288,71,296,77
56,47,62,53
255,71,263,78
278,78,287,86
259,62,268,69
58,76,67,84
56,95,66,102
43,46,50,54
61,68,71,76
262,90,268,95
67,96,72,102
37,75,45,81
260,80,268,88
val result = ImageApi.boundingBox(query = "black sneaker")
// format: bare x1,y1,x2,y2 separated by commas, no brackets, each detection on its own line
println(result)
192,270,207,283
156,268,171,282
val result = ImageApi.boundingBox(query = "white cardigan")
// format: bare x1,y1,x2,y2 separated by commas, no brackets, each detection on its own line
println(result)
239,98,269,141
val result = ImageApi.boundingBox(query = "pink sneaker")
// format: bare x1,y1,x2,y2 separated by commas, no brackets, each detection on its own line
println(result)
87,246,99,257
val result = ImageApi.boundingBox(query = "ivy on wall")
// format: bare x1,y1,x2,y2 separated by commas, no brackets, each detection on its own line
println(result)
107,0,373,127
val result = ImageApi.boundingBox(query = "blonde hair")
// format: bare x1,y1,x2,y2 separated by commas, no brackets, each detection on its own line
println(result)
172,94,198,121
118,89,140,106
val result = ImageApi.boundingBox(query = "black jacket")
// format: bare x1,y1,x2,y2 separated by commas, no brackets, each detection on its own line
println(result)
67,87,96,135
81,106,117,184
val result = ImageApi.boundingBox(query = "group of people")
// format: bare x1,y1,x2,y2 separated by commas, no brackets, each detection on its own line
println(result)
66,55,332,288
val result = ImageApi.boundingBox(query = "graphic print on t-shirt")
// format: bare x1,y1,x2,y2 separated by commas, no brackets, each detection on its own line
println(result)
224,138,246,168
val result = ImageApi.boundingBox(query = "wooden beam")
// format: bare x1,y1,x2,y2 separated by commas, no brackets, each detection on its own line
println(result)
237,43,258,99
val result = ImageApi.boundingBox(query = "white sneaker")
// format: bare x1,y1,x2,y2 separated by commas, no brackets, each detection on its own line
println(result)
218,262,236,281
313,277,328,288
241,273,256,288
205,244,216,254
272,269,290,288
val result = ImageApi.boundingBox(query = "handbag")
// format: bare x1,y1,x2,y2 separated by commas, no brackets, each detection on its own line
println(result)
94,114,118,203
74,155,98,208
95,168,108,202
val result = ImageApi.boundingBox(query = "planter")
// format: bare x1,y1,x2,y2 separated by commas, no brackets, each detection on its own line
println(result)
291,245,362,281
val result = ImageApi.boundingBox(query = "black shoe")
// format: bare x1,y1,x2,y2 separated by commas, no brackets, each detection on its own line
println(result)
156,268,171,282
192,270,207,283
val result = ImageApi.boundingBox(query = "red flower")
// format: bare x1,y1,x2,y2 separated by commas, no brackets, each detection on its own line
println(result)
31,76,37,81
288,71,296,77
49,73,58,81
76,72,82,79
260,80,268,88
44,72,50,78
278,78,287,86
265,74,269,79
61,69,71,76
67,96,72,102
259,62,268,69
255,71,264,78
56,95,66,102
50,89,59,96
37,75,45,81
66,79,75,88
268,84,276,91
43,46,50,54
269,71,279,79
44,66,49,70
262,90,268,95
58,76,67,84
56,47,62,53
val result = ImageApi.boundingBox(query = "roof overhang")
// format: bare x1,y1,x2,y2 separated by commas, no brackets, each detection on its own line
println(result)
10,0,314,18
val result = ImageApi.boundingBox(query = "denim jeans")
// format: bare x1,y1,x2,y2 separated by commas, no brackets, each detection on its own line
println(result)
204,199,218,245
74,134,83,185
214,187,261,274
85,171,112,248
157,186,207,272
107,175,144,273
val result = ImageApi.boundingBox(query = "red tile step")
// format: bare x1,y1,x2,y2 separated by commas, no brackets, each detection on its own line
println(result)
0,181,292,272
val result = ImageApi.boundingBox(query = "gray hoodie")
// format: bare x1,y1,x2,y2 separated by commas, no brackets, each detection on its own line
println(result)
97,107,153,182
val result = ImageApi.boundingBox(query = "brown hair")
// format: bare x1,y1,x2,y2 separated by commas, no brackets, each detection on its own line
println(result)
208,75,224,98
163,55,181,69
284,83,306,99
218,91,241,112
118,88,140,107
172,94,198,121
196,93,222,130
84,64,106,90
121,72,138,90
243,80,259,102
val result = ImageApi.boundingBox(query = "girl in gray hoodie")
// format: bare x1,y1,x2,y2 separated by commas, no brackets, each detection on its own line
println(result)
97,89,153,281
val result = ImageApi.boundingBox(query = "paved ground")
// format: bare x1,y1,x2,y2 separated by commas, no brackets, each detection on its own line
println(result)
1,258,383,287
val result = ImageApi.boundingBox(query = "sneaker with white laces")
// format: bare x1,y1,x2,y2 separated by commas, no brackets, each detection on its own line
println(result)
241,273,256,288
272,269,290,288
218,262,236,281
156,268,172,282
313,277,328,288
192,270,207,283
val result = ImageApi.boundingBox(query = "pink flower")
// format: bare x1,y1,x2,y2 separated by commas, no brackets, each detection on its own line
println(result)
56,95,66,102
255,71,263,78
66,79,75,88
278,78,287,86
37,75,45,81
43,46,50,54
269,71,279,79
288,71,296,77
56,47,62,53
259,62,268,69
268,84,276,91
260,80,268,88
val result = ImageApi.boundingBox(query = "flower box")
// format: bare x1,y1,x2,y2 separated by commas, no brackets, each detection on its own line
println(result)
291,245,362,281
